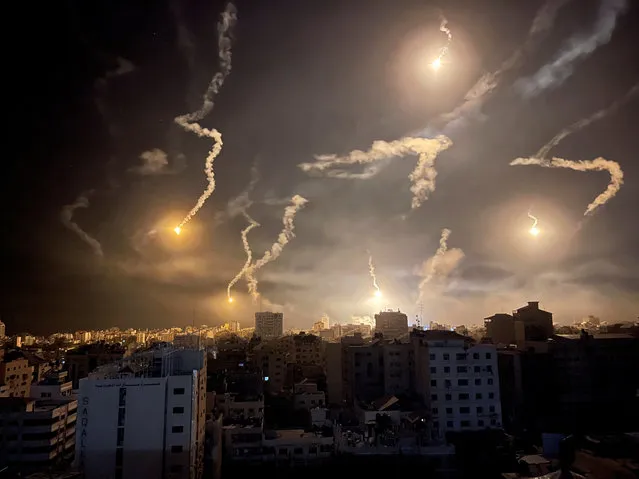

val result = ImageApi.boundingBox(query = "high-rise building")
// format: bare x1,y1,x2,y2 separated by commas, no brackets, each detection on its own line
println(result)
75,347,207,479
512,301,553,341
0,351,33,398
254,312,283,340
374,310,409,339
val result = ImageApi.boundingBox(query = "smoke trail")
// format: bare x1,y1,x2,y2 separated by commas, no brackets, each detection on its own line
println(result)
431,17,453,68
517,0,629,98
528,211,539,230
510,156,624,215
367,252,381,294
417,229,464,302
61,192,104,257
433,0,574,134
227,163,259,218
227,213,261,301
537,82,638,159
174,3,238,230
246,195,309,301
299,136,452,209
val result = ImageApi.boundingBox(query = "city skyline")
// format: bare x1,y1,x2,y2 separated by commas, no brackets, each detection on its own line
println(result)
3,0,638,334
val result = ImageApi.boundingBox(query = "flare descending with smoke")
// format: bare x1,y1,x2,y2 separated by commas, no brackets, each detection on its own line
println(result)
246,195,309,301
299,136,452,209
367,252,381,297
517,0,629,97
510,157,624,216
528,211,540,236
61,192,104,257
431,17,453,70
417,229,464,302
174,3,237,232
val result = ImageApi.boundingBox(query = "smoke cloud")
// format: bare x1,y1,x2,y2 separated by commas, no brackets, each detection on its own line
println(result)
417,229,465,302
246,195,309,301
61,192,104,257
510,156,624,216
299,136,452,209
516,0,629,97
351,315,375,328
131,149,173,175
174,2,238,229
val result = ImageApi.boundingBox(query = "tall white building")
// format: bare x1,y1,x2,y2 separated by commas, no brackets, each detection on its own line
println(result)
254,312,283,340
425,331,502,439
75,347,207,479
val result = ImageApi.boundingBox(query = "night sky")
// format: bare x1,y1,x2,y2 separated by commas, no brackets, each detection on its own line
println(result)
3,0,638,335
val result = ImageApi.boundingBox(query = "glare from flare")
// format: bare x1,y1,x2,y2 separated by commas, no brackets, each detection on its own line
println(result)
431,58,442,70
228,297,234,303
527,211,540,237
374,290,382,298
174,226,181,235
529,226,540,236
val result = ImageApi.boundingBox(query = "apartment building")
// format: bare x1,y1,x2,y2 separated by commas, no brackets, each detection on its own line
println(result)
0,351,33,398
254,312,283,340
75,347,207,479
0,397,77,471
425,331,502,439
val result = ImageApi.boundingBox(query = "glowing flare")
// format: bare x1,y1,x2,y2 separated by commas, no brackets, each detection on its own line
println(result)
431,58,442,70
174,226,182,235
228,297,234,303
374,290,382,298
529,226,540,236
527,211,539,237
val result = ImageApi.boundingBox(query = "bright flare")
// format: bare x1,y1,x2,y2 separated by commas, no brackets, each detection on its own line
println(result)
374,290,382,298
228,297,234,303
529,226,540,236
527,211,539,237
174,226,181,235
431,58,442,70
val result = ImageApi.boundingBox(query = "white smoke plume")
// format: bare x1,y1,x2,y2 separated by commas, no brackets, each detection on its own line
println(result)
61,192,104,257
227,214,261,301
367,252,381,294
174,2,237,229
435,0,574,134
528,211,539,230
517,0,629,97
536,82,638,159
131,148,172,175
510,156,624,216
351,315,375,327
226,163,259,218
417,229,464,302
299,136,452,209
246,195,309,301
433,17,453,65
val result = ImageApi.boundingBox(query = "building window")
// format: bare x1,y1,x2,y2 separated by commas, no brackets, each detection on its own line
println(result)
489,405,495,413
431,394,438,401
430,380,437,387
490,419,497,426
173,388,185,395
432,408,438,415
473,353,479,359
445,380,451,387
476,393,482,400
446,407,453,414
430,367,436,374
444,366,450,373
487,378,494,385
459,393,469,400
457,366,467,373
474,366,480,373
171,445,183,453
445,394,452,401
429,354,436,360
119,388,126,407
458,379,468,386
485,352,492,359
477,406,484,413
446,421,454,428
478,420,485,427
488,392,494,399
460,407,470,414
172,426,184,433
456,353,466,360
475,378,481,386
173,407,185,414
118,408,126,427
461,420,471,427
443,353,450,360
117,428,125,446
